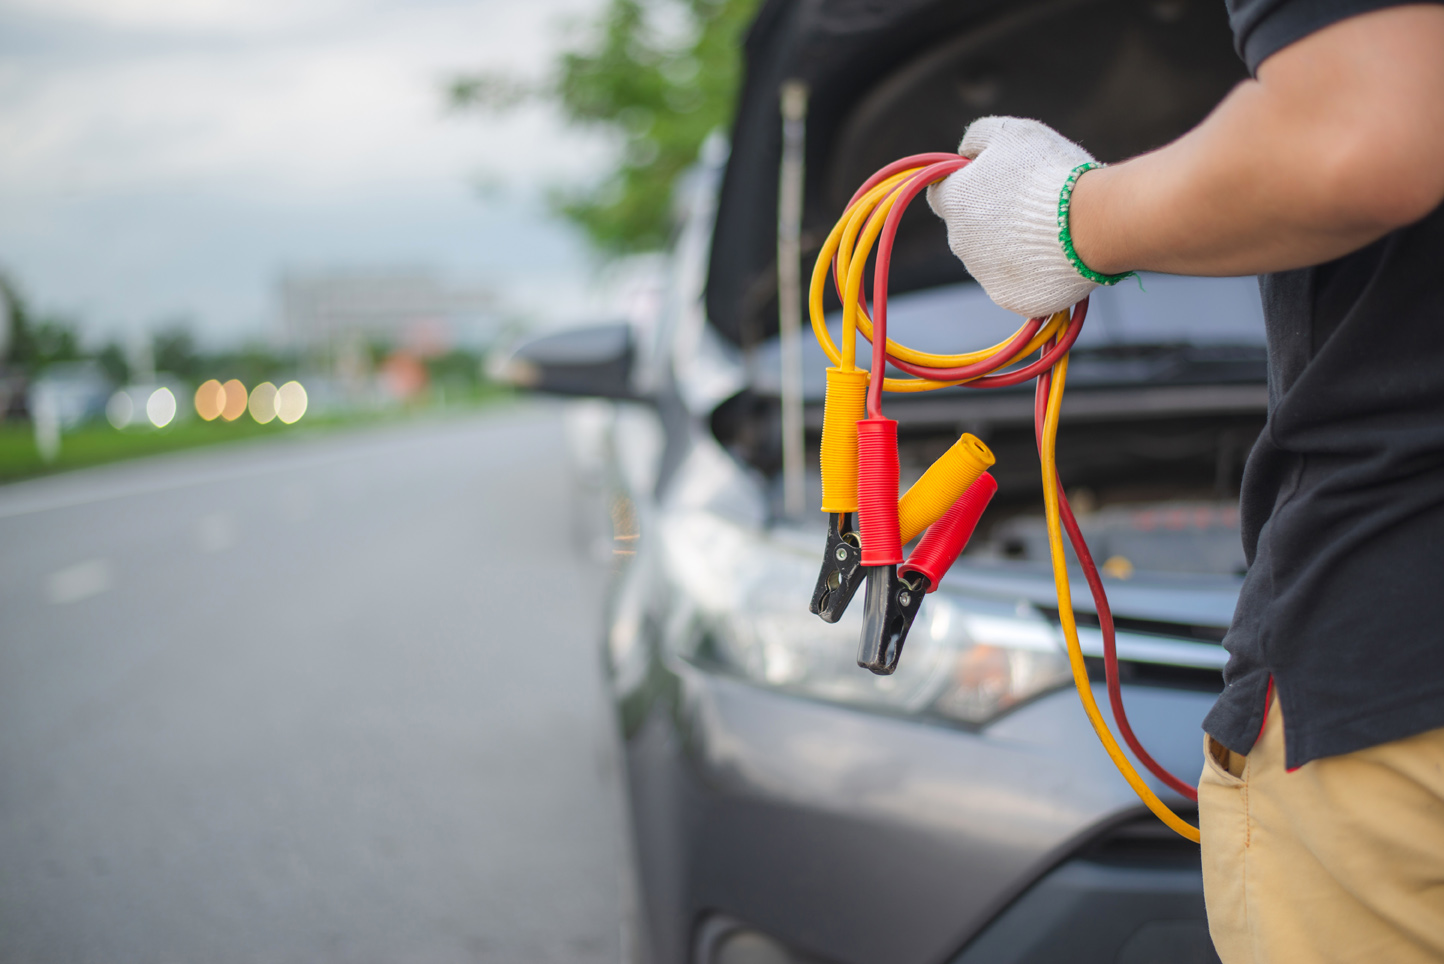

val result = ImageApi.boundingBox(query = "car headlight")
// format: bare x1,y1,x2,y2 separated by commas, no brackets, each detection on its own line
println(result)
660,510,1073,724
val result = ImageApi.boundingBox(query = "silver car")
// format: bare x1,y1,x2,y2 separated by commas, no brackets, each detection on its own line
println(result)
501,0,1260,960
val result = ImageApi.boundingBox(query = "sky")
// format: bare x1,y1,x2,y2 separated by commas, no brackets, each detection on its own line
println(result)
0,0,616,348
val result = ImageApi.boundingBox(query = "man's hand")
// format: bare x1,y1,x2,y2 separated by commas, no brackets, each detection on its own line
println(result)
926,118,1111,319
1070,3,1444,277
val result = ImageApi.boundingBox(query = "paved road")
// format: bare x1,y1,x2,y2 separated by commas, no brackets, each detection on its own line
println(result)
0,406,625,964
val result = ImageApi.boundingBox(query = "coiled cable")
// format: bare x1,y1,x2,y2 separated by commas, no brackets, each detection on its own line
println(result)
812,152,1202,842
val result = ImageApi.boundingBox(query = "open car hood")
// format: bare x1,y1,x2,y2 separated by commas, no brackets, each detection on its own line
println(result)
708,0,1247,348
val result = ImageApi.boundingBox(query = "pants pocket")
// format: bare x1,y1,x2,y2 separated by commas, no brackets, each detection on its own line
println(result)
1202,733,1246,788
1199,733,1249,963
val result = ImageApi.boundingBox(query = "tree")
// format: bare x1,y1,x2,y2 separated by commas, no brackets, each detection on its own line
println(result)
450,0,760,254
96,342,131,385
153,325,202,381
1,271,36,368
1,271,82,373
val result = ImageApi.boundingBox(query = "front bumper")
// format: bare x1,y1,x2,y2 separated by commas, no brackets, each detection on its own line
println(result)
619,653,1214,964
949,852,1214,964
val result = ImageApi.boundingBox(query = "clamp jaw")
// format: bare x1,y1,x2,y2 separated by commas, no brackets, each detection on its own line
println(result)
856,566,928,675
809,512,866,623
854,472,999,675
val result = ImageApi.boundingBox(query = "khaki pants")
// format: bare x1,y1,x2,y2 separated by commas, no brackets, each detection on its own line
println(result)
1199,695,1444,963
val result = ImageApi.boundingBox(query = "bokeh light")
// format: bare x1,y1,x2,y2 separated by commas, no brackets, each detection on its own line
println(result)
146,388,177,427
221,379,248,421
106,391,134,429
195,379,225,421
275,381,308,424
248,382,278,424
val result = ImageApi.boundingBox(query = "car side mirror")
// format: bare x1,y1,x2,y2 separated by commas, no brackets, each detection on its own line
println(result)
491,323,639,400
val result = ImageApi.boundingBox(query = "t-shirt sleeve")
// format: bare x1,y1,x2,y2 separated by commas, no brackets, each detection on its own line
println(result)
1225,0,1444,74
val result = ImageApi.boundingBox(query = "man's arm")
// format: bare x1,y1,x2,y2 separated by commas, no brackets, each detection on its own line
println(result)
1070,4,1444,278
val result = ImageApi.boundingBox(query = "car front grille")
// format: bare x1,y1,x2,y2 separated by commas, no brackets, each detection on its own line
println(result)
1040,607,1228,692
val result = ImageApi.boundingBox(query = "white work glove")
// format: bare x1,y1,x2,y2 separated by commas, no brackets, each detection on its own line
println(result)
926,116,1130,319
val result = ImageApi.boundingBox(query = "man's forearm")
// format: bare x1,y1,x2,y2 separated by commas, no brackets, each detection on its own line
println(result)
1069,4,1444,278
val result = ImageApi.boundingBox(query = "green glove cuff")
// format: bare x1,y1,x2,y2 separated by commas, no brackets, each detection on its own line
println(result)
1057,162,1134,287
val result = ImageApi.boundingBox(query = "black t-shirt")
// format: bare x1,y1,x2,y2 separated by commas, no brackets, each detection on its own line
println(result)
1204,0,1444,767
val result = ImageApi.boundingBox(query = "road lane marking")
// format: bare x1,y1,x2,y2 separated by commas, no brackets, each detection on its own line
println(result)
47,559,112,604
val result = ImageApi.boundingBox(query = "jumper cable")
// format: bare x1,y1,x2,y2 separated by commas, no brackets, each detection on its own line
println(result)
807,152,1202,842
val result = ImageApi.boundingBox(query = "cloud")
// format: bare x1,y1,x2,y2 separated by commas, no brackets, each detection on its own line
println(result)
0,0,613,342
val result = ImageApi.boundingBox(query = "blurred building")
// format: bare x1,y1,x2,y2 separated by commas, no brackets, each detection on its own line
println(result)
279,268,498,358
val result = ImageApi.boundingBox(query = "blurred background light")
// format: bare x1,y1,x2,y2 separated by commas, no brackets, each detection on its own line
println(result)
105,391,134,429
146,388,177,428
248,382,278,424
195,379,225,421
221,379,248,421
275,381,308,424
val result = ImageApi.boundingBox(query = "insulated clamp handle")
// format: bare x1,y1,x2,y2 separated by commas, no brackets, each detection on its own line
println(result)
900,473,997,591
